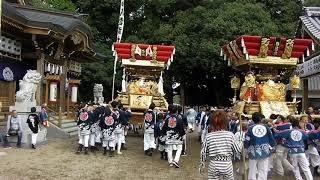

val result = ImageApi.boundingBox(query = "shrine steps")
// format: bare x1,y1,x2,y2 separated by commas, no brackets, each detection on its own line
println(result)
49,119,78,137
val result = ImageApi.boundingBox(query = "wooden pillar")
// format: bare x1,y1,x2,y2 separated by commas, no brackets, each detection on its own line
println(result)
302,78,309,113
36,53,45,106
45,79,49,104
67,85,70,118
59,62,67,113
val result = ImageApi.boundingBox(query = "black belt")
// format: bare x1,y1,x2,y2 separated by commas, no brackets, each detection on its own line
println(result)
210,155,232,161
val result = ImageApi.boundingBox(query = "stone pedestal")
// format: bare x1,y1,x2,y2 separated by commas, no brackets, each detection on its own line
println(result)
9,102,47,144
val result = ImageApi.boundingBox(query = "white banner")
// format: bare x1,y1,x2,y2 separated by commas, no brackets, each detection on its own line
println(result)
296,55,320,78
116,0,125,43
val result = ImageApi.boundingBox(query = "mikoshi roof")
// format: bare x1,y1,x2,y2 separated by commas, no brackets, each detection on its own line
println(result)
300,7,320,42
2,1,105,60
112,43,176,70
221,35,314,70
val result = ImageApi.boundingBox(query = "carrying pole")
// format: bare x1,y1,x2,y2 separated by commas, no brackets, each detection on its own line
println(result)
239,114,247,179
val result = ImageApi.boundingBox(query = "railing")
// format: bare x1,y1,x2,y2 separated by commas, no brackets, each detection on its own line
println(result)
46,105,78,128
46,106,62,128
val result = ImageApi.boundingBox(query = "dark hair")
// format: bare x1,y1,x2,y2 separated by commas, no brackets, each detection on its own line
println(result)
287,115,296,123
177,105,183,113
157,113,164,120
314,118,320,124
171,105,179,114
105,106,112,116
300,115,308,122
149,102,156,110
252,112,263,123
111,101,118,108
278,115,285,121
269,114,277,120
118,103,124,110
168,104,174,112
209,110,229,132
291,118,300,128
31,107,36,113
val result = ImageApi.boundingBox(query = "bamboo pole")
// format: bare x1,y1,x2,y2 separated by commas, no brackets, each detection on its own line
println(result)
111,56,118,100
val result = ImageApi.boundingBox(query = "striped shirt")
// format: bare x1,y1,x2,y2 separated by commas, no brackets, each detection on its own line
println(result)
201,131,242,162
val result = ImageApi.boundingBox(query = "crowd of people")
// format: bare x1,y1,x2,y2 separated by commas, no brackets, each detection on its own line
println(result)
76,102,320,180
198,106,320,180
76,101,188,168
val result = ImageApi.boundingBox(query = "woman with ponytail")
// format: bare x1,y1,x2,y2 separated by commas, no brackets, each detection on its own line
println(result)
199,110,242,180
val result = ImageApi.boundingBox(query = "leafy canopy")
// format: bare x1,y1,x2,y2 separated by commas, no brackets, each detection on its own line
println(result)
28,0,308,105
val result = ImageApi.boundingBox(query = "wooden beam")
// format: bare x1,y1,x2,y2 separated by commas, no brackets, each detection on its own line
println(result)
302,78,309,112
21,51,42,59
36,53,45,106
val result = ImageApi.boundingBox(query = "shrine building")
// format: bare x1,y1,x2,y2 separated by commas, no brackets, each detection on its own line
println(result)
0,1,104,126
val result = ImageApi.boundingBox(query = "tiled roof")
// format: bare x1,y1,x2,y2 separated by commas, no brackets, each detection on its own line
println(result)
2,1,105,60
300,7,320,41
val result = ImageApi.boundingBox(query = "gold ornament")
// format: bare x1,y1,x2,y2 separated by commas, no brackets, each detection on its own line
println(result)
282,39,294,59
262,81,286,101
230,76,240,89
244,73,256,88
130,45,136,62
290,75,300,89
258,38,270,58
151,46,157,63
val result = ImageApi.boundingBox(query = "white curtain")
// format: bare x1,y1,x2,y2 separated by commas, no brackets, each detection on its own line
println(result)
158,71,164,95
121,68,126,93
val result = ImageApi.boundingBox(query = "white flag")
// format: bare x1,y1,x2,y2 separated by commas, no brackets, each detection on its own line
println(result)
146,46,152,56
135,45,141,56
51,65,55,74
55,65,59,74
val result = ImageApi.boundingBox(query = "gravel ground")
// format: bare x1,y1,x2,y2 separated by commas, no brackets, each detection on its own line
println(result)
0,132,308,180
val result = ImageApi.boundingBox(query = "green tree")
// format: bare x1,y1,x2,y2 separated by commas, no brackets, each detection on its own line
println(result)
27,0,76,12
27,0,307,105
304,0,320,6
